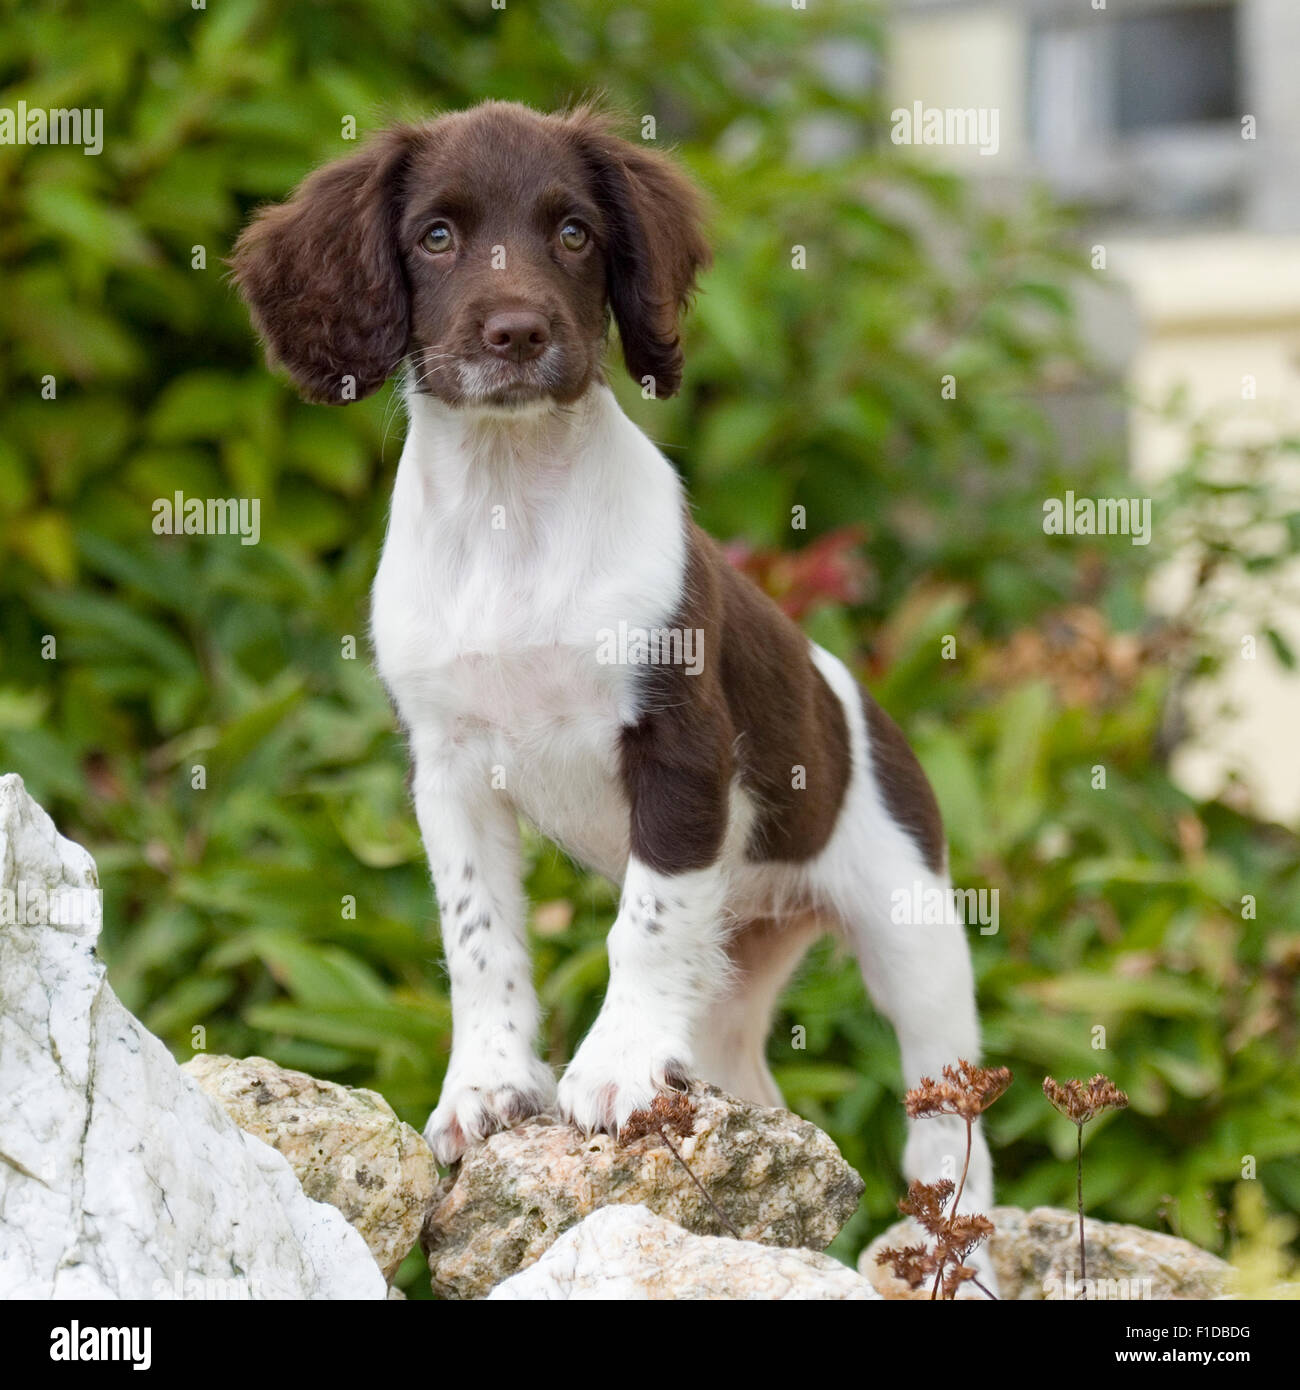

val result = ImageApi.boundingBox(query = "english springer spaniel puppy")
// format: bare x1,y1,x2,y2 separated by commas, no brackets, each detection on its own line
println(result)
233,101,993,1217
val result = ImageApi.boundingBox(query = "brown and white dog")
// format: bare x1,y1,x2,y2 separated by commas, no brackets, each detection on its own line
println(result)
233,101,992,1218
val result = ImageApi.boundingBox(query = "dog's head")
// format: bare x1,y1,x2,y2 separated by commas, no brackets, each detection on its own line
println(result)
231,101,711,410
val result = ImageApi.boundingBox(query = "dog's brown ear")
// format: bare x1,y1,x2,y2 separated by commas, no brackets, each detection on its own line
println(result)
231,128,414,404
568,111,711,398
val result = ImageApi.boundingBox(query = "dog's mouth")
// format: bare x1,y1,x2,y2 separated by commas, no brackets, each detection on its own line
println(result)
409,337,594,410
406,349,559,408
466,354,554,404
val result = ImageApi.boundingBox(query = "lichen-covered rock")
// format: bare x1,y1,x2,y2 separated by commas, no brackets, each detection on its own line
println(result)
183,1053,436,1281
424,1081,864,1299
489,1205,880,1300
862,1204,1233,1300
0,773,385,1300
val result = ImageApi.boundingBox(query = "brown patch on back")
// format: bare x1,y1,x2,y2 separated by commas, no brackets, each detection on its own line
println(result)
619,521,850,873
860,689,946,874
711,533,850,861
619,529,734,874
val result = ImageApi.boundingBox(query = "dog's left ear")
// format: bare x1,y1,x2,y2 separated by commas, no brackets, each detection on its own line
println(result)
231,126,415,405
568,110,711,398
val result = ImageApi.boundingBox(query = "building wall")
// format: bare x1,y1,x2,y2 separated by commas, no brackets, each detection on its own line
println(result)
886,0,1300,825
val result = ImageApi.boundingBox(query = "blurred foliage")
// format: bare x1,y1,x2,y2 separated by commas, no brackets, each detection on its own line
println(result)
1,0,1298,1296
1229,1181,1300,1299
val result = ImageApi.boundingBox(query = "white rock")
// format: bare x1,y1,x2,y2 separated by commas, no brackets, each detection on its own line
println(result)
488,1205,881,1300
0,774,385,1300
183,1053,436,1281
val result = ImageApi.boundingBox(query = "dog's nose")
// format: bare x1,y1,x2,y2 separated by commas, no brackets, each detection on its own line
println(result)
482,310,551,362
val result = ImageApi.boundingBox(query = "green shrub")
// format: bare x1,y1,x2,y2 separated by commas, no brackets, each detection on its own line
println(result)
2,0,1296,1294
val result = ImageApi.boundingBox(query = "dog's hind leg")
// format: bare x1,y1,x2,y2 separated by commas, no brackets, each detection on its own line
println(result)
693,912,825,1108
808,647,994,1219
830,863,993,1216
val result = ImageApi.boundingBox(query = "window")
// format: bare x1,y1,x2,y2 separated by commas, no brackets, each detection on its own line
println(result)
1031,2,1240,150
1115,6,1239,133
1027,1,1244,221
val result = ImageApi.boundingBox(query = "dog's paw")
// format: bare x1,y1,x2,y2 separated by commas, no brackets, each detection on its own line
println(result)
556,1024,691,1136
424,1052,555,1165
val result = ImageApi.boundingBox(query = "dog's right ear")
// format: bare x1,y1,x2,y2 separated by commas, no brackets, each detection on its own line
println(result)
231,127,414,405
566,108,711,399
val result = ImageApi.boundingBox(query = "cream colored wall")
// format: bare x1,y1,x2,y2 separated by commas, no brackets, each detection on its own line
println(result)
1112,235,1300,826
887,7,1300,826
887,8,1028,167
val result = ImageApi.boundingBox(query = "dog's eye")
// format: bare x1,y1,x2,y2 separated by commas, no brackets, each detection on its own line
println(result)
559,221,588,252
422,222,454,255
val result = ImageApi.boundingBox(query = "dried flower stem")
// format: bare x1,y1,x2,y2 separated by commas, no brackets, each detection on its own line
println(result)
1043,1073,1129,1294
656,1124,742,1240
880,1059,1011,1300
620,1092,743,1241
931,1117,974,1301
1076,1122,1086,1288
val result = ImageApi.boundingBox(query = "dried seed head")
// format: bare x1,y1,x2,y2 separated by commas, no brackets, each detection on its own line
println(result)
942,1262,978,1299
886,1175,997,1300
905,1059,1014,1121
945,1211,995,1253
899,1178,957,1238
1042,1073,1130,1125
875,1242,939,1289
618,1090,697,1144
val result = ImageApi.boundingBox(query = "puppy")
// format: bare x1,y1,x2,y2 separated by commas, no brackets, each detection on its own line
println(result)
233,101,993,1218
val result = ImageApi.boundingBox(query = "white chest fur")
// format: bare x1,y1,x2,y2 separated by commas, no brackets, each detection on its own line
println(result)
370,386,686,875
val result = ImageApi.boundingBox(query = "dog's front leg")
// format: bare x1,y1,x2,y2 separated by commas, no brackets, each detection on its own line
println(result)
557,856,730,1135
414,750,555,1164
